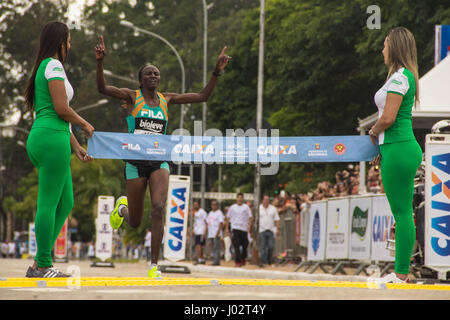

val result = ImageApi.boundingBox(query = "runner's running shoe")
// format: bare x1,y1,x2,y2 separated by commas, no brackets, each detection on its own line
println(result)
148,264,162,279
25,266,71,278
110,196,127,229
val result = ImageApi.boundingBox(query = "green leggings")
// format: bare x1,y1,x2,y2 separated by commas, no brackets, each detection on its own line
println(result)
380,140,422,274
27,128,73,268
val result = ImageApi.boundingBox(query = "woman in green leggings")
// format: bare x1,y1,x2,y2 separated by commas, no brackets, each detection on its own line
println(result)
24,21,94,277
369,27,422,283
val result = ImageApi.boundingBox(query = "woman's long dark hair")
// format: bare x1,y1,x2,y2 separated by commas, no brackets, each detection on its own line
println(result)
24,21,69,111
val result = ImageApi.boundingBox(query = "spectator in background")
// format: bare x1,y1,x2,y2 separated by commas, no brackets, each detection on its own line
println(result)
144,228,152,262
271,196,280,211
349,176,360,195
223,205,232,262
367,165,382,193
133,244,139,260
88,241,95,260
288,196,299,215
258,195,280,267
299,193,312,211
1,241,8,258
225,193,253,267
336,181,349,197
8,241,16,258
207,200,224,266
192,201,207,265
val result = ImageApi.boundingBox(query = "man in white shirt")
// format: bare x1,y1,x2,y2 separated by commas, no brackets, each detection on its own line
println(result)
8,241,16,259
225,193,253,267
192,201,207,264
299,193,311,248
207,200,224,266
144,228,152,262
258,194,280,267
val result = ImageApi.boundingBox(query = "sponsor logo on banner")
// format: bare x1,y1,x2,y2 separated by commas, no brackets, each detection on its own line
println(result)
352,206,368,240
330,208,345,245
308,143,328,157
146,140,167,155
372,215,394,242
329,233,345,244
99,223,111,234
168,187,187,251
334,143,346,155
430,152,450,257
256,145,297,155
122,143,141,151
174,144,215,155
220,143,248,158
312,210,321,254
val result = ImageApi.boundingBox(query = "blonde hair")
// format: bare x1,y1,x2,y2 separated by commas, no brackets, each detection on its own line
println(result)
386,27,419,103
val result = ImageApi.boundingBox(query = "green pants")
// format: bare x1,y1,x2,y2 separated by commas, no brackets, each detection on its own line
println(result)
380,140,422,274
27,128,73,268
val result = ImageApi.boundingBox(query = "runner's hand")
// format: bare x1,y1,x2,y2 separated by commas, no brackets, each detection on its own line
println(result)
214,46,232,72
95,36,106,61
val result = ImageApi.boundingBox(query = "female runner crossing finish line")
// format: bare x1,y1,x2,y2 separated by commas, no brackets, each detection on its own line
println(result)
95,35,231,278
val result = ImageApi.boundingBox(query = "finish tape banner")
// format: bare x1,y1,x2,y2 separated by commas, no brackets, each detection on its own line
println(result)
87,131,379,163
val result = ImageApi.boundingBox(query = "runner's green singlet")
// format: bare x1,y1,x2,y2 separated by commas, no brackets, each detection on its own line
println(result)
124,89,170,179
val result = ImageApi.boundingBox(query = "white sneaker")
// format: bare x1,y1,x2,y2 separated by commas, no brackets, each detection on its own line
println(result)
368,272,409,284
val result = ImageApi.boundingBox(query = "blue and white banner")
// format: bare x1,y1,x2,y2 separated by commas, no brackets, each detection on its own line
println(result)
425,134,450,273
87,131,379,163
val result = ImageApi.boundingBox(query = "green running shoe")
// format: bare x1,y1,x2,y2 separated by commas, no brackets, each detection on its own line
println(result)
110,196,127,230
148,264,162,279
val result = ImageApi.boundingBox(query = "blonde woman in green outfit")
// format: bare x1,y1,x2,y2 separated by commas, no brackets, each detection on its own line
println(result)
369,27,422,284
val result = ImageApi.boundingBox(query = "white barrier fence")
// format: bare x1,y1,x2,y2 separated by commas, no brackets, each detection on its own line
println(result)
297,194,396,275
306,194,394,263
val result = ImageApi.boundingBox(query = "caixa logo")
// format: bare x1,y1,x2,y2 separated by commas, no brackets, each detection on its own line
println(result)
430,152,450,257
256,145,297,155
173,144,214,154
372,215,394,242
168,187,187,251
122,143,141,151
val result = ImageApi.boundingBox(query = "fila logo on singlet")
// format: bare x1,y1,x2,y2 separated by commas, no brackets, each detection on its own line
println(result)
140,109,164,119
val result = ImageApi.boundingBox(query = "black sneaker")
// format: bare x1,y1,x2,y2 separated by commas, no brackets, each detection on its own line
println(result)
25,266,71,278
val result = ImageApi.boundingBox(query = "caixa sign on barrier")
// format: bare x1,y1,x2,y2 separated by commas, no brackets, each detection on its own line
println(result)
164,175,190,262
425,134,450,278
